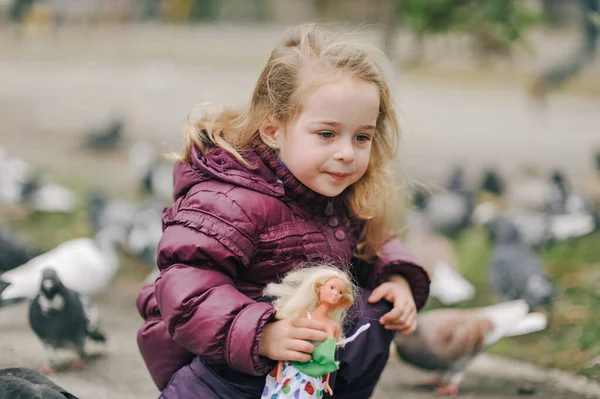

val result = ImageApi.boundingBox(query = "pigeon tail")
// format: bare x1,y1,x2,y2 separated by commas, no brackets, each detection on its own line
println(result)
476,300,530,346
504,312,548,337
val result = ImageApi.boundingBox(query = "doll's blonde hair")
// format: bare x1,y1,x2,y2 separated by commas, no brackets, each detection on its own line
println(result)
181,23,403,260
263,265,356,339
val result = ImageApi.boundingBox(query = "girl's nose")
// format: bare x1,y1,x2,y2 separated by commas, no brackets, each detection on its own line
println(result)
333,141,355,163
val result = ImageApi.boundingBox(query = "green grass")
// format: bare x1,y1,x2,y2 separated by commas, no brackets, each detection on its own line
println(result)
425,228,600,381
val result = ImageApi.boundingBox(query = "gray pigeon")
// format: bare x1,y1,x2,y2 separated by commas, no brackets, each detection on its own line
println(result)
417,166,474,238
86,190,138,235
487,218,558,310
28,269,106,375
0,367,78,399
393,300,547,396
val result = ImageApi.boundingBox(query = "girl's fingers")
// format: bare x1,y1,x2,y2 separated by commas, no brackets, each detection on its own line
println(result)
291,327,328,343
293,317,327,332
397,323,417,335
385,312,417,332
398,303,416,324
287,339,316,355
284,349,312,363
380,305,405,324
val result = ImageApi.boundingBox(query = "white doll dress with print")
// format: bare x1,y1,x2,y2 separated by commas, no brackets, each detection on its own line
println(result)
261,313,370,399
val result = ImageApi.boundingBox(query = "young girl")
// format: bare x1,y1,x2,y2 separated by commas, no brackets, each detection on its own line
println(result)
136,23,430,398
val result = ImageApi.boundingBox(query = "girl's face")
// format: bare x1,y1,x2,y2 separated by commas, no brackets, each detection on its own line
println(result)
272,76,380,197
319,277,347,307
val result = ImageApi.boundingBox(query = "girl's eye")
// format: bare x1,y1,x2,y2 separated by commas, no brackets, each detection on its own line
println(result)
355,134,371,142
339,291,343,295
330,285,334,290
319,131,335,139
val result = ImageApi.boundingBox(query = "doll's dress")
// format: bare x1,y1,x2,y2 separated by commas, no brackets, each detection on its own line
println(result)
261,312,338,399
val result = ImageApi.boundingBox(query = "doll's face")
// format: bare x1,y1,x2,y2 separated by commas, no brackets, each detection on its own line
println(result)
319,277,346,308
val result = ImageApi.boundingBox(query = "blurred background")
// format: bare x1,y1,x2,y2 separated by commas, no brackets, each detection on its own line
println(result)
0,1,599,398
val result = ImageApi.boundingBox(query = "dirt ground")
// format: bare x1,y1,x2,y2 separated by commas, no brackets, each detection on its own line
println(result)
1,23,600,398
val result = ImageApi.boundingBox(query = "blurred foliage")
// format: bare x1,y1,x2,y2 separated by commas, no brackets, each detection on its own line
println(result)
423,228,600,381
400,0,544,53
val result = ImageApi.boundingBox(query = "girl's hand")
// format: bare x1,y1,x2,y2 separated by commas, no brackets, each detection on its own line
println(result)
368,275,417,335
258,317,328,362
324,381,333,396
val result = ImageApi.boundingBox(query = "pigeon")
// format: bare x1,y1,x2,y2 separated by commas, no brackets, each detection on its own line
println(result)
86,190,138,235
506,166,553,212
0,225,126,307
129,141,174,202
83,116,125,151
393,300,547,396
0,153,33,206
0,153,75,213
471,168,508,226
20,175,77,214
0,225,41,273
404,211,475,305
503,209,551,249
585,150,600,209
546,170,597,241
429,262,476,306
29,269,106,375
479,168,505,197
420,166,474,238
0,367,78,398
125,201,164,281
487,218,558,310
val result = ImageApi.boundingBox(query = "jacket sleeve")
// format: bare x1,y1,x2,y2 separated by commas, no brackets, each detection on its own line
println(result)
353,234,430,311
154,195,276,376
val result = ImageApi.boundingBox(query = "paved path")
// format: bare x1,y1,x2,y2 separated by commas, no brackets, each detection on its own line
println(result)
1,277,598,399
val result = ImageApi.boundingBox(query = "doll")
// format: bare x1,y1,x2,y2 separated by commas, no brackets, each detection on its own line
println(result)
261,265,370,399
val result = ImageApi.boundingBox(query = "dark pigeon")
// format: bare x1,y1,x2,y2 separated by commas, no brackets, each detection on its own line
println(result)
480,168,505,197
487,218,558,310
0,225,41,273
0,367,78,398
84,117,124,151
28,269,106,375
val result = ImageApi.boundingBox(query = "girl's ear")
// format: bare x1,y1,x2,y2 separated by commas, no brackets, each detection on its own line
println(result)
259,118,283,148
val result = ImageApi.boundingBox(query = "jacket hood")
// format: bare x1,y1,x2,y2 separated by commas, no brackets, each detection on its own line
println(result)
172,146,285,201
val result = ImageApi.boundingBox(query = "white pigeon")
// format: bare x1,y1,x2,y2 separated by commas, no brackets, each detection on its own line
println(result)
0,155,32,205
430,262,476,305
26,181,77,213
0,226,126,307
0,152,76,213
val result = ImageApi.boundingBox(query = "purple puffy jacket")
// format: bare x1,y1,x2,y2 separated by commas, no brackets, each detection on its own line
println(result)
136,145,430,390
